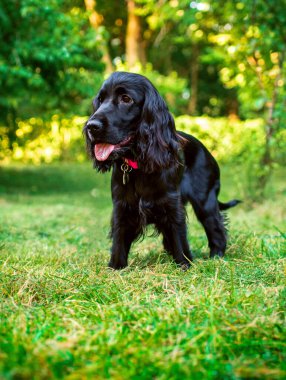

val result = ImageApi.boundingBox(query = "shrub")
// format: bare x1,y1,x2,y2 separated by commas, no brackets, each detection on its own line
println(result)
1,115,285,173
175,116,265,162
0,115,87,164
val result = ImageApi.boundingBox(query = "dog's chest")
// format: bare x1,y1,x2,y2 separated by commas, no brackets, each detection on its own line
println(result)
123,180,159,204
124,176,172,220
113,167,180,222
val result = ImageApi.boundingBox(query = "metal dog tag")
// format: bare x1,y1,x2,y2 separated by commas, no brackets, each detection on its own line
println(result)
123,171,129,185
121,163,132,185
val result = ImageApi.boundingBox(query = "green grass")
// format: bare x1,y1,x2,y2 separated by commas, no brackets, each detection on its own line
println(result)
0,163,285,380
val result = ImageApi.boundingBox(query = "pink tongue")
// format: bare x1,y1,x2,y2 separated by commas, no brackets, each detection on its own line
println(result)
94,143,115,161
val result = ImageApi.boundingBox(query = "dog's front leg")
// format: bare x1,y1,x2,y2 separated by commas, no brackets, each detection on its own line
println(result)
109,227,133,270
108,205,139,270
159,221,193,269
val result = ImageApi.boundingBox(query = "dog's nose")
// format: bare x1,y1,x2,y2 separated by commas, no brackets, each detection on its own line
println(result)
87,119,103,132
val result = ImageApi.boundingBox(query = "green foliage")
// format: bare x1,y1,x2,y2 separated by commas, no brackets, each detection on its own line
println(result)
215,0,286,119
1,112,285,201
176,115,286,199
215,0,286,196
139,0,236,116
0,114,269,164
0,0,104,123
0,163,285,379
0,115,87,164
1,0,285,198
176,116,264,162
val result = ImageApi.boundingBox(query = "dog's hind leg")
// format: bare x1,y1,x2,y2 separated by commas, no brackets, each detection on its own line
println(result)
190,190,227,258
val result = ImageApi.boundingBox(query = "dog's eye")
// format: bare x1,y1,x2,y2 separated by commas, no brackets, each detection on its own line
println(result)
120,94,133,104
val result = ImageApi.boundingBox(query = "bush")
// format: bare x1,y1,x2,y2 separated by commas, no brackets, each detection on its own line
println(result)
0,115,87,164
176,116,286,199
1,114,285,172
175,116,265,162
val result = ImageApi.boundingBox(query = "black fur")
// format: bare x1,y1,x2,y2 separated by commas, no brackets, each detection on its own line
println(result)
83,72,240,269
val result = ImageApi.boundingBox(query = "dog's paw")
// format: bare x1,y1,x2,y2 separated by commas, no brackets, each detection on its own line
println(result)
177,259,192,271
108,259,128,270
180,263,190,271
210,250,224,259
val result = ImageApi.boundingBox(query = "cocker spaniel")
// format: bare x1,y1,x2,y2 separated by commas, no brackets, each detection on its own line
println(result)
83,72,240,269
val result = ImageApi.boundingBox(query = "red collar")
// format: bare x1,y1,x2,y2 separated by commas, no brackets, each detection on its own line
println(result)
124,158,139,169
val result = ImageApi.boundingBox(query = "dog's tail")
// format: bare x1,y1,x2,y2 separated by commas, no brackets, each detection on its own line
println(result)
218,199,241,211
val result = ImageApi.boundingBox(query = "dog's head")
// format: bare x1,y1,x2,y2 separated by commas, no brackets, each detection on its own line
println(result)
83,72,179,173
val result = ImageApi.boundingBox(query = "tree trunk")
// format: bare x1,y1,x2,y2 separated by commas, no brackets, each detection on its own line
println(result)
126,0,146,68
226,96,239,119
188,44,199,115
84,0,113,73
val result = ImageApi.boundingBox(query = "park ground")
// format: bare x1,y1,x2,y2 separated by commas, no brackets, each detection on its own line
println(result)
0,163,285,379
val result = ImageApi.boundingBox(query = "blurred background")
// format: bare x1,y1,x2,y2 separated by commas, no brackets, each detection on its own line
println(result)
0,0,285,200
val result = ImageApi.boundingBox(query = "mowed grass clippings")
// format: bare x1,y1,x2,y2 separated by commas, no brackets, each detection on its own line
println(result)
0,163,285,380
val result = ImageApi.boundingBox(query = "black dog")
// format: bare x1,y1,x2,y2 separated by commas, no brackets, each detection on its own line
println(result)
83,72,240,269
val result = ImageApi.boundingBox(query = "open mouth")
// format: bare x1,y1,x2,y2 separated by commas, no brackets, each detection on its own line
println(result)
94,137,132,161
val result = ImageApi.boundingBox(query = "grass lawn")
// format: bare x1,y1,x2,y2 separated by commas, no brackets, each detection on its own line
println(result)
0,163,285,379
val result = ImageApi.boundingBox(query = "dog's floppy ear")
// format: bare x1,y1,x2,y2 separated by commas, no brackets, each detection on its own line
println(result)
137,84,179,173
